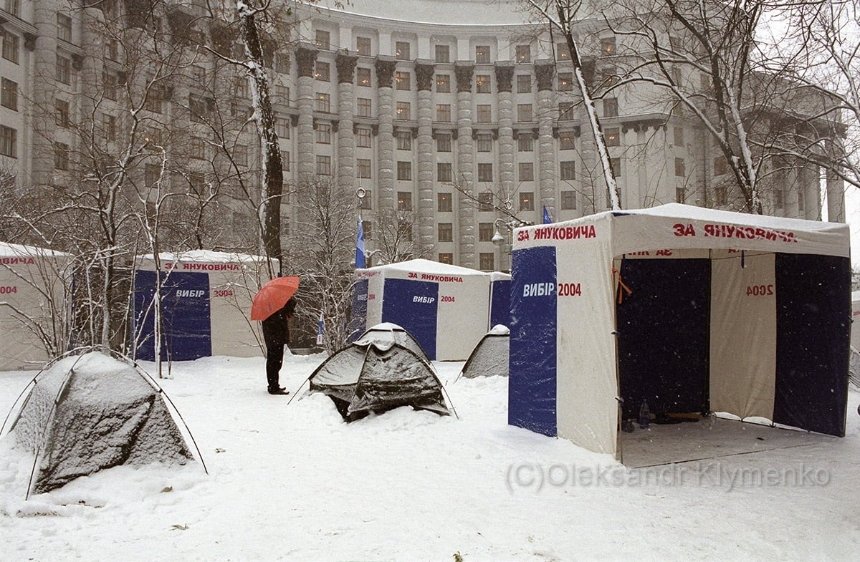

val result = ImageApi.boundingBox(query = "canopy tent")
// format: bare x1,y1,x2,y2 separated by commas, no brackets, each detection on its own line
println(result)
3,352,196,495
459,325,510,379
490,272,511,328
132,251,275,361
308,342,450,421
352,259,495,360
0,243,69,371
508,203,851,460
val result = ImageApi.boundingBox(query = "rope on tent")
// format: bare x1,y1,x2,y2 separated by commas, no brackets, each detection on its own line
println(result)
439,384,460,420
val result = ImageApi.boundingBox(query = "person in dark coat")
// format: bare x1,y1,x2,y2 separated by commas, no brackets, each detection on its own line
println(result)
262,297,296,395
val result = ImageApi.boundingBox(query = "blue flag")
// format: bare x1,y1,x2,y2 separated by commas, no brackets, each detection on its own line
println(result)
542,206,553,224
355,217,366,269
316,311,325,345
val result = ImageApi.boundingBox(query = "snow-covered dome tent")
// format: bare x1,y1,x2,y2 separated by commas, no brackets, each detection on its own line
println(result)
459,325,510,379
351,259,495,360
131,251,276,361
509,204,852,461
354,322,430,361
0,242,69,371
2,352,198,496
307,342,451,421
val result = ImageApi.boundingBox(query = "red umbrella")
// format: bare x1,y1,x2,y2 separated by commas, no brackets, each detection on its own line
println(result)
251,276,300,321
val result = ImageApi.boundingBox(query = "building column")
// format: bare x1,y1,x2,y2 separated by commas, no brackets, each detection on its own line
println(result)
336,51,358,193
416,61,435,255
296,45,318,182
495,62,515,211
455,62,475,268
375,56,397,214
825,138,845,222
535,60,556,219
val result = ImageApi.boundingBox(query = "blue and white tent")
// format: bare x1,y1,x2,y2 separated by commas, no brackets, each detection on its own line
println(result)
352,259,495,361
509,204,851,459
132,251,275,361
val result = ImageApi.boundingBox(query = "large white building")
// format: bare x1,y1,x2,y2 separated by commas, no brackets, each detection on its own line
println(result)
0,0,844,270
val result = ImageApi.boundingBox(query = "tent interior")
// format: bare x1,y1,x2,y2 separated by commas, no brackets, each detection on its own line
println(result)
614,249,850,467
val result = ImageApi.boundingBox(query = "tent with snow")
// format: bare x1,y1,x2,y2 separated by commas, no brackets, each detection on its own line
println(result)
132,251,275,361
459,325,510,379
508,203,851,461
307,338,450,421
354,323,430,360
352,259,496,360
490,272,511,328
0,242,69,371
2,351,197,495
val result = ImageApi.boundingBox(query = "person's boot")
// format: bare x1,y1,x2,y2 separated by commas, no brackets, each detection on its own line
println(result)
267,386,289,395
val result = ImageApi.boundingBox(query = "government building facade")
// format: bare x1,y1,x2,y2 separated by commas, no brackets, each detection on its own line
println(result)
0,0,844,270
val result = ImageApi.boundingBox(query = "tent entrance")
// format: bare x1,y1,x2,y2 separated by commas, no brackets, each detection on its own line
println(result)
616,258,711,420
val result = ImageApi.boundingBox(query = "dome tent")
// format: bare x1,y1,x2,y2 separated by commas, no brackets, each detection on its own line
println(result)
459,324,510,380
2,351,200,496
354,322,430,361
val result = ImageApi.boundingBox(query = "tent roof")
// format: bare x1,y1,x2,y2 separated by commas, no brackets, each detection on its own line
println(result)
358,258,488,276
0,242,68,257
491,272,511,281
138,250,272,263
514,203,850,258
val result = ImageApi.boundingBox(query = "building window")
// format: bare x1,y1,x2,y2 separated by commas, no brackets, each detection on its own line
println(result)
561,190,577,210
104,37,119,61
715,185,727,206
357,36,371,56
610,157,622,178
477,104,492,123
316,61,330,82
191,65,206,86
435,44,450,63
316,155,331,175
144,164,161,188
439,252,454,264
396,101,410,120
357,68,371,87
397,161,412,180
395,41,410,60
316,123,332,144
315,30,330,50
605,127,620,146
102,71,118,101
396,130,412,150
478,222,494,242
714,155,727,176
774,187,784,208
438,223,453,242
102,113,116,142
189,95,207,122
478,192,494,211
275,53,290,74
557,43,571,61
357,127,372,147
55,99,70,128
54,142,69,170
436,74,450,93
674,126,685,146
559,102,574,121
316,93,331,112
676,187,686,203
357,97,372,117
675,157,685,177
276,118,290,138
476,74,491,93
437,162,453,182
57,13,72,43
518,133,533,152
362,220,373,240
190,137,206,160
477,134,492,152
438,192,452,211
1,78,17,110
2,32,20,64
359,189,372,210
601,37,617,56
798,188,806,212
395,71,411,90
561,160,576,181
234,144,248,166
560,131,575,150
558,72,573,91
515,44,531,63
235,77,250,99
56,55,71,85
517,104,533,123
436,104,451,122
479,253,495,271
282,151,290,172
0,125,16,158
519,192,534,211
604,98,618,118
478,163,493,182
475,45,490,64
436,133,452,152
519,162,534,181
357,158,372,179
397,191,413,210
517,74,531,93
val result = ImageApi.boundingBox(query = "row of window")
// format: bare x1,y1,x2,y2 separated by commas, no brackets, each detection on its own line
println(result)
353,190,580,218
315,29,617,63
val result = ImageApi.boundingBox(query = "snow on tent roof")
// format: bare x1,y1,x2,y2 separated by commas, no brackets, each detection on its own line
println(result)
354,323,429,359
6,352,195,495
0,242,68,257
360,258,487,276
138,250,271,263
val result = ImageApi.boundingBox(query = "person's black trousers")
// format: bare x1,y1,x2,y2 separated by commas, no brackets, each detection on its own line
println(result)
266,343,285,389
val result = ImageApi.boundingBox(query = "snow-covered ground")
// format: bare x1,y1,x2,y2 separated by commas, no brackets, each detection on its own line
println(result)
1,353,858,560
